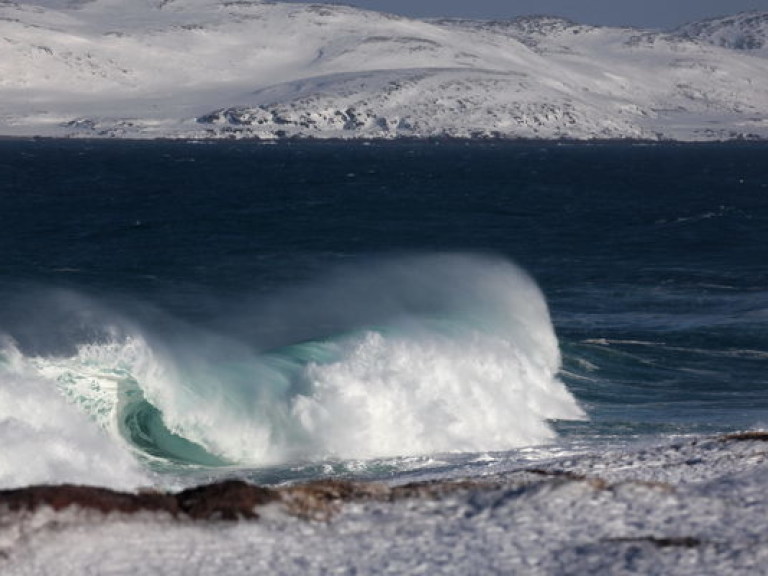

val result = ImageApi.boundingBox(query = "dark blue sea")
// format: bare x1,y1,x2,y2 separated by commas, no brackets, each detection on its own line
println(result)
0,139,766,489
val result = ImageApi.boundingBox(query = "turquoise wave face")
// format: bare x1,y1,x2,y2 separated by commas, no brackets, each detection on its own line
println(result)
119,391,231,468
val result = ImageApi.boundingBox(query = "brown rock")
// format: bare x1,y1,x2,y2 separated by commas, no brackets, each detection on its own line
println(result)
0,481,278,521
720,431,768,442
280,479,389,520
176,480,278,520
0,485,177,516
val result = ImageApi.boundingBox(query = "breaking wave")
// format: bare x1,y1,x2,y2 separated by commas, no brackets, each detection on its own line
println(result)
0,254,585,488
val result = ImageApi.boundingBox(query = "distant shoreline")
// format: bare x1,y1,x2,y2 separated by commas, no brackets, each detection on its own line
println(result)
1,134,767,146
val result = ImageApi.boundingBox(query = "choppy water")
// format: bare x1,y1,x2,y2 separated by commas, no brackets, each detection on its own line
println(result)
0,139,766,489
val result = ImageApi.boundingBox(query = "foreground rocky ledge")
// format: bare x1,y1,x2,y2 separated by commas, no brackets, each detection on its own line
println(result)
0,476,514,523
3,433,768,574
2,432,767,523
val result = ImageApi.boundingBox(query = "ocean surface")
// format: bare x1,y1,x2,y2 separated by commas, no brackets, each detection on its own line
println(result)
0,139,766,491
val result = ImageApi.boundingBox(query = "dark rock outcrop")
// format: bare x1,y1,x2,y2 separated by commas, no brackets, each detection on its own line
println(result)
0,477,514,522
0,484,178,516
176,480,277,520
720,431,768,442
0,480,277,521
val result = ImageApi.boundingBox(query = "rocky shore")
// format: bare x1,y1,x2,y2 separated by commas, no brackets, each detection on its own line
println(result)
2,432,768,574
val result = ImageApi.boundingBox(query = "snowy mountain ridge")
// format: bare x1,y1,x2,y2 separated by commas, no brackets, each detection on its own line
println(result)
674,11,768,53
1,1,767,140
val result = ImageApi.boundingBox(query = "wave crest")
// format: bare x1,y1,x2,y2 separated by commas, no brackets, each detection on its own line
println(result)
1,254,586,480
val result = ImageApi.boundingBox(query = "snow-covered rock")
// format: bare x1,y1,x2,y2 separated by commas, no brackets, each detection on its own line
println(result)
674,12,768,54
0,0,766,140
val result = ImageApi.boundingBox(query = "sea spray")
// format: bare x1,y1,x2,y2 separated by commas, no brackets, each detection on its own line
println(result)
0,254,586,478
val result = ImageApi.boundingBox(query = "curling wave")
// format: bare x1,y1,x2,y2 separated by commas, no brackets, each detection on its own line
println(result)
0,254,585,486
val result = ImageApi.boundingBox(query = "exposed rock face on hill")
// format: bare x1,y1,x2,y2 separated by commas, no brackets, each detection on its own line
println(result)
674,12,768,53
1,1,767,140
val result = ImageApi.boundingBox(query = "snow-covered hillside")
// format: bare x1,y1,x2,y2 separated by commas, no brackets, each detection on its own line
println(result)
1,0,767,140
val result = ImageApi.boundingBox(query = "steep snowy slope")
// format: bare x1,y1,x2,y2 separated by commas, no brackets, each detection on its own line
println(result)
0,0,766,140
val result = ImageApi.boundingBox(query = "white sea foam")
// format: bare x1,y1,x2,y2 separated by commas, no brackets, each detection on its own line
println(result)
293,327,583,459
0,338,149,490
